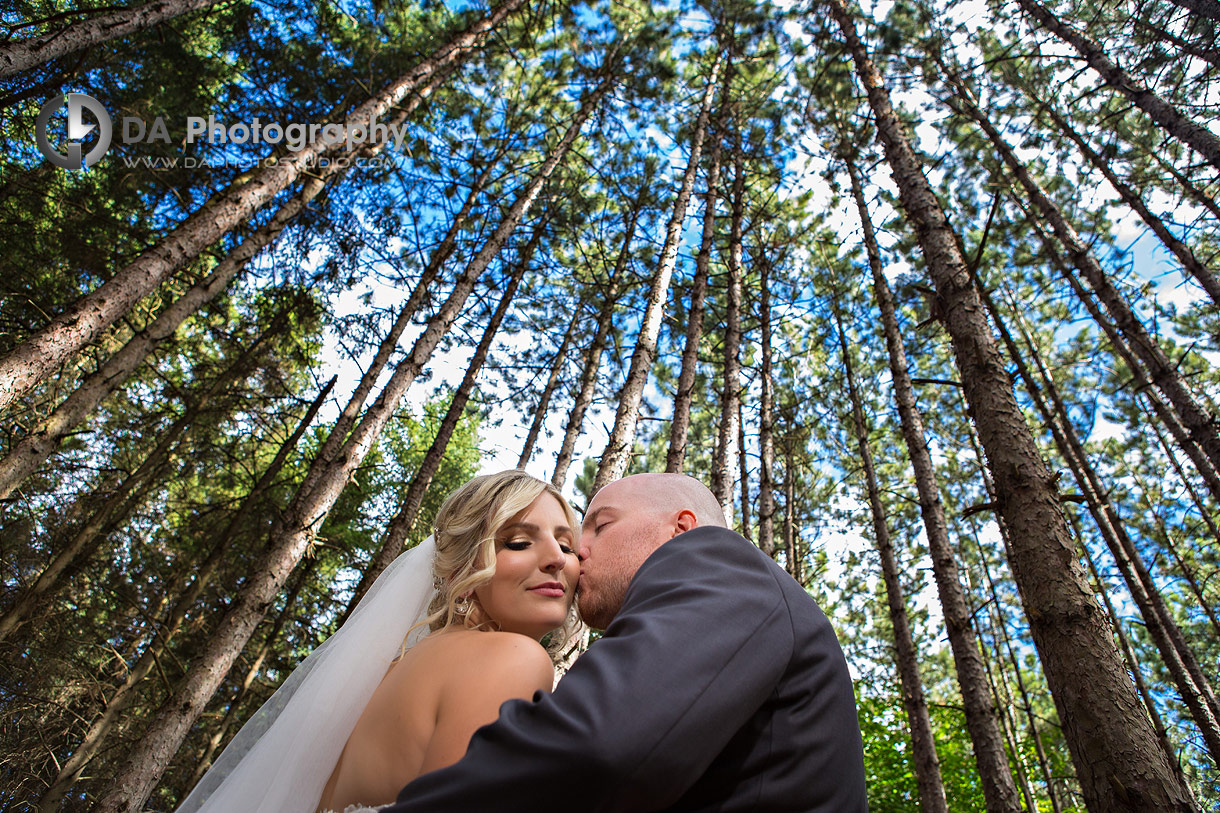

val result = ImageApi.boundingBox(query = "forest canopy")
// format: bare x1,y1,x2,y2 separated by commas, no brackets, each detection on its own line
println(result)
0,0,1217,809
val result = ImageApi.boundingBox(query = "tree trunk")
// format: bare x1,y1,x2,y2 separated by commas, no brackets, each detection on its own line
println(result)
0,86,466,501
978,271,1220,766
944,74,1220,479
178,556,318,799
783,444,797,581
966,525,1064,813
1143,403,1220,546
1142,414,1220,640
1035,100,1220,308
35,377,333,808
710,119,744,523
957,414,1077,808
827,3,1195,807
595,57,721,492
1019,207,1220,502
737,400,751,541
844,153,1023,813
1152,152,1220,221
551,190,642,488
1072,510,1184,773
666,136,722,473
1131,15,1220,70
968,587,1039,813
1014,0,1220,172
1132,465,1220,647
835,307,949,813
90,60,614,812
517,313,580,469
0,0,524,413
345,220,545,614
0,0,219,78
285,149,496,522
1166,0,1220,22
757,255,776,557
0,311,289,642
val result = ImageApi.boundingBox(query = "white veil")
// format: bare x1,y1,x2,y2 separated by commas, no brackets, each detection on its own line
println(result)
176,536,438,813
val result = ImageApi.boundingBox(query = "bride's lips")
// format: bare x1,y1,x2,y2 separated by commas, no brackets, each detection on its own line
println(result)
527,581,566,598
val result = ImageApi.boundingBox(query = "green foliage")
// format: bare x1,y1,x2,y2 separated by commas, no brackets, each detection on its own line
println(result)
857,694,991,812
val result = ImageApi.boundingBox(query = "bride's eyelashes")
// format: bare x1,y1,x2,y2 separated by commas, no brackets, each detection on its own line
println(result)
503,538,577,555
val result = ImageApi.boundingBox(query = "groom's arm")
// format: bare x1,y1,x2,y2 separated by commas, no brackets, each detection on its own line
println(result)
381,526,794,813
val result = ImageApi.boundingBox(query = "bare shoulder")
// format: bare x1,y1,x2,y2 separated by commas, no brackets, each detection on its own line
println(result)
441,629,555,695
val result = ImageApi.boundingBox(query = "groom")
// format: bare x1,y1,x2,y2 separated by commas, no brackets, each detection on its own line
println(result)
383,472,868,811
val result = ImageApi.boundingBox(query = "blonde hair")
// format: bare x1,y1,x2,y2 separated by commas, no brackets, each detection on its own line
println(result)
409,470,581,656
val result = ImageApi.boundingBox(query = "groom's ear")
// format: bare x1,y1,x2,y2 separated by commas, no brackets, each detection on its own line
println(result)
671,509,698,538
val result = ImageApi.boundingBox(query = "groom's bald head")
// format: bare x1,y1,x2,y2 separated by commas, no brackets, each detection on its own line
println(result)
576,474,726,629
607,473,727,528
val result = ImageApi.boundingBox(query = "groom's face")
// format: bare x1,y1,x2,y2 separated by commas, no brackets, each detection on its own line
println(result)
576,477,667,630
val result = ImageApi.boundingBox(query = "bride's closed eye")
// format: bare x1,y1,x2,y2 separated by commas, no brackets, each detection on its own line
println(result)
504,538,577,555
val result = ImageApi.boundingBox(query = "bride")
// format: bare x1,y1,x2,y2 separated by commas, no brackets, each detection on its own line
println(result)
176,469,582,812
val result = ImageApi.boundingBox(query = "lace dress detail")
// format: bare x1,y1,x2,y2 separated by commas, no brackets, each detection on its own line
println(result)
320,805,388,813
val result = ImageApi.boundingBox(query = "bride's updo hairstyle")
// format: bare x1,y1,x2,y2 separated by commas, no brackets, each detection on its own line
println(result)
419,469,580,654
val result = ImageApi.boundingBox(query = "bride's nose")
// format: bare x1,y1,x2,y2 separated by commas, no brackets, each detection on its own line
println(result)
539,537,566,572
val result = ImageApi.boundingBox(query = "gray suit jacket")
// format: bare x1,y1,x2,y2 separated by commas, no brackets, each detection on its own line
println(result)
381,525,868,812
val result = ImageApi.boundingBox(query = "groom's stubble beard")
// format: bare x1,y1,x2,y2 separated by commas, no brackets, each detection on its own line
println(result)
575,570,629,631
575,520,662,631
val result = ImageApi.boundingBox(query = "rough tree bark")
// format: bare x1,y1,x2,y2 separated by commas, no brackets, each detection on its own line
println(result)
666,136,721,473
783,443,797,580
35,376,334,808
756,254,776,557
978,276,1220,765
1072,511,1184,772
835,306,949,813
845,154,1022,813
827,2,1195,807
710,116,744,523
0,0,219,78
943,74,1220,479
595,56,721,491
737,400,751,540
1015,0,1220,172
